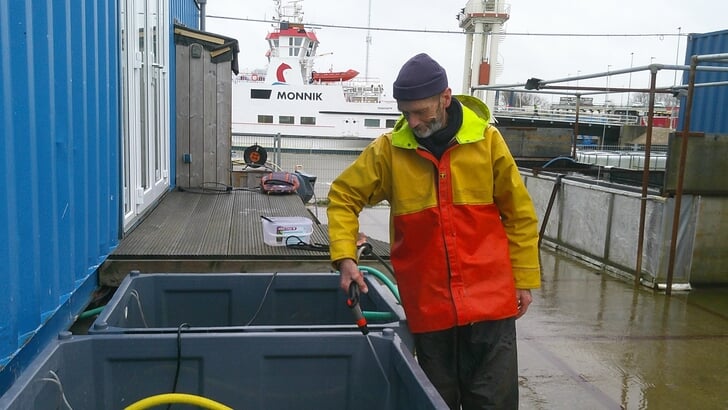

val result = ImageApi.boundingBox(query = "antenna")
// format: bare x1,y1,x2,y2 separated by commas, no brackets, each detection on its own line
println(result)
273,0,281,18
279,0,304,23
365,0,372,81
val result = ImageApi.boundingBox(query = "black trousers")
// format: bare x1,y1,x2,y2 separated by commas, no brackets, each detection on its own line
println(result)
413,318,518,410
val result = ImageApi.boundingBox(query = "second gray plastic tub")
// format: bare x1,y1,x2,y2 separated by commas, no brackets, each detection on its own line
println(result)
90,271,412,349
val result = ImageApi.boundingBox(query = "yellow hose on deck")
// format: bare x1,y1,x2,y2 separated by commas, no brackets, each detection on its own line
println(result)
124,393,233,410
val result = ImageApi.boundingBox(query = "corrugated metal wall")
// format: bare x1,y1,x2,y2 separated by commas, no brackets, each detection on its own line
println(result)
171,0,200,28
679,29,728,133
0,0,119,385
0,0,201,393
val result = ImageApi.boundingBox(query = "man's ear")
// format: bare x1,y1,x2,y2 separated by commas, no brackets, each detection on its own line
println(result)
442,88,453,108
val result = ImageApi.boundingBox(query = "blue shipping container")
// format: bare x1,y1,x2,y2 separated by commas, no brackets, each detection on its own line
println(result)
0,0,200,395
0,0,120,387
678,29,728,133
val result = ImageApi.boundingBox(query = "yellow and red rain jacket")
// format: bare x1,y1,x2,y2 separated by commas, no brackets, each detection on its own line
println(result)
328,95,541,333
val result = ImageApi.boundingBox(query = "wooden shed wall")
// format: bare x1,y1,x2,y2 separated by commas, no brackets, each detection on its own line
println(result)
175,42,232,188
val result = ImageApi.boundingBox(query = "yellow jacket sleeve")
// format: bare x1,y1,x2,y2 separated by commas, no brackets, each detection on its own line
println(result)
327,137,391,266
490,128,541,289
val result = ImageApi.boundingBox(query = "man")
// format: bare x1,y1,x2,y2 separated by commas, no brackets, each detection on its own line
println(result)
327,53,541,409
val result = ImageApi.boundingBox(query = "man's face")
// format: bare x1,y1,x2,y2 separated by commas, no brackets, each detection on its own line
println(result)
397,89,451,139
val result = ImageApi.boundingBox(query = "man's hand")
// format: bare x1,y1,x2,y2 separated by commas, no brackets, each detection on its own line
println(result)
337,258,369,294
516,288,532,319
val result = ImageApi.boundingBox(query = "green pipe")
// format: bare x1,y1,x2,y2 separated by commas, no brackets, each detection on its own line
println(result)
358,265,400,303
78,306,105,319
363,310,395,321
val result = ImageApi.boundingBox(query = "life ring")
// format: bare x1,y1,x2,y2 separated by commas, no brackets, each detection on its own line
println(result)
251,74,258,81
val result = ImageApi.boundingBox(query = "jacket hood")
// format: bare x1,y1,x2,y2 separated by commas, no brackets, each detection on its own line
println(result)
391,95,491,149
457,94,491,122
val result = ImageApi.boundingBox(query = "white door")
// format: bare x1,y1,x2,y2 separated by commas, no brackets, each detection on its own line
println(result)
121,0,170,231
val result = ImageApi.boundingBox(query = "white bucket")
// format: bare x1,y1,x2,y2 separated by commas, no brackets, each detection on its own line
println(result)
261,216,313,246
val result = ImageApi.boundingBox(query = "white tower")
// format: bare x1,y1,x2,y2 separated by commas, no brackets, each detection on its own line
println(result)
457,1,510,109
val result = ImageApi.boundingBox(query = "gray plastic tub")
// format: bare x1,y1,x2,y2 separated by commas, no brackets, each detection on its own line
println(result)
90,272,412,349
0,331,447,409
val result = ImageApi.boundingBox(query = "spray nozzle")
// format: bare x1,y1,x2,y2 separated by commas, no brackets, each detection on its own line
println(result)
347,282,369,335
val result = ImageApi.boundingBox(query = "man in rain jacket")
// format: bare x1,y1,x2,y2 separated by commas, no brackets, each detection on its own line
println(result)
328,53,541,409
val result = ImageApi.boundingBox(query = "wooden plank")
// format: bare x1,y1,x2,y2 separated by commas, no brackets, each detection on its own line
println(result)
188,44,205,188
203,51,218,186
114,191,200,256
228,189,253,254
154,192,203,256
175,44,191,188
197,193,234,255
217,62,232,186
180,193,220,254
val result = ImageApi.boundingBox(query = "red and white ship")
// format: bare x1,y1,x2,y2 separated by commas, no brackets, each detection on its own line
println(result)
232,0,399,142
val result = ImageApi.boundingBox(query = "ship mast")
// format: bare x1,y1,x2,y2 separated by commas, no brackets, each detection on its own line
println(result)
274,0,304,23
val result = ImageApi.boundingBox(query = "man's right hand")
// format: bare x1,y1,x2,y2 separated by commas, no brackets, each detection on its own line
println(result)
337,258,369,294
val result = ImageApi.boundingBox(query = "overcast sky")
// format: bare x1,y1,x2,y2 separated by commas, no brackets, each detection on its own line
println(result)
206,0,727,103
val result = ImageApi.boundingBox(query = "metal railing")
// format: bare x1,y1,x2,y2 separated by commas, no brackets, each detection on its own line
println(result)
464,0,510,15
494,107,641,126
575,151,667,171
232,133,369,201
577,144,669,152
229,134,672,199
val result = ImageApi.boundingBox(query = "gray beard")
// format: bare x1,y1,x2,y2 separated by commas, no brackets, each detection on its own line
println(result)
413,119,444,139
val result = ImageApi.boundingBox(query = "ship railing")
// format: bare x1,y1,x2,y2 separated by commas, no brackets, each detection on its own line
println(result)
575,147,668,171
577,144,669,152
464,0,511,15
341,79,386,91
494,107,640,125
342,82,388,103
233,73,266,83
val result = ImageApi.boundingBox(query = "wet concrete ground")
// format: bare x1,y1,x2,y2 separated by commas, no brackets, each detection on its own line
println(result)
315,206,728,409
521,251,728,409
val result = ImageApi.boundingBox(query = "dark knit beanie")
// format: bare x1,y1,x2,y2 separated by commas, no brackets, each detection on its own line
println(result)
393,53,448,101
